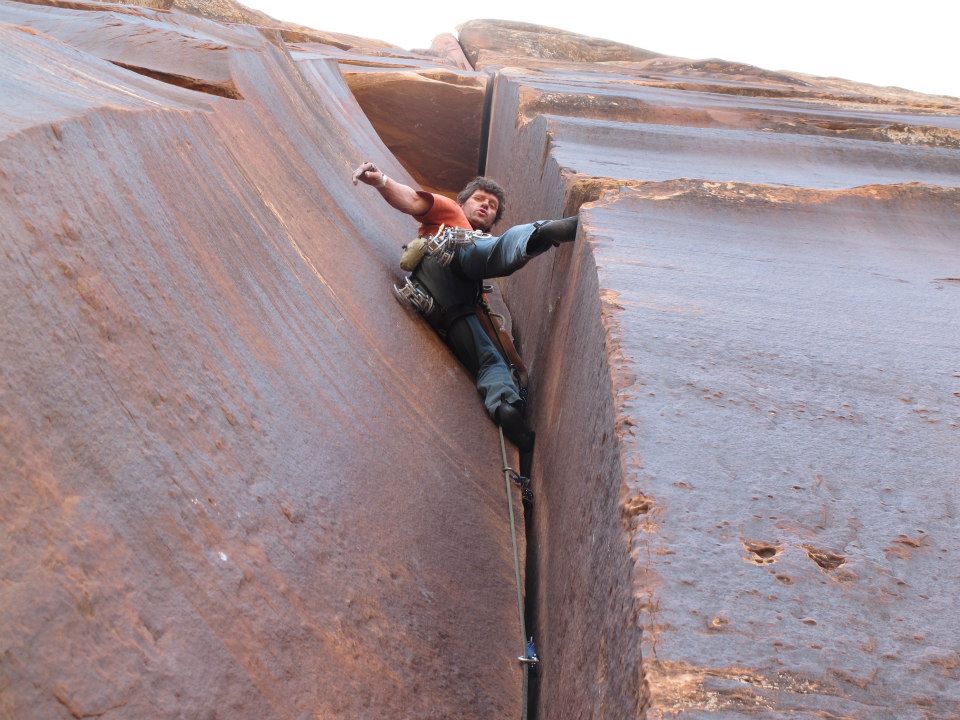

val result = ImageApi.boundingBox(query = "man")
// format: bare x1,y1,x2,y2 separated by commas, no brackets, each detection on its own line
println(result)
352,161,577,450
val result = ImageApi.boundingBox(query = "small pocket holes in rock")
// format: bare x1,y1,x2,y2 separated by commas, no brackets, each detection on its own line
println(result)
802,545,845,571
708,615,729,631
743,540,782,564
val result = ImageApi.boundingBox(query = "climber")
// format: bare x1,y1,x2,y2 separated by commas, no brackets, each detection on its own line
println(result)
352,161,578,451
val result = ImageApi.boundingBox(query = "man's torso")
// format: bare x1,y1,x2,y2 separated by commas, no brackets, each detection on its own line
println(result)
412,193,480,314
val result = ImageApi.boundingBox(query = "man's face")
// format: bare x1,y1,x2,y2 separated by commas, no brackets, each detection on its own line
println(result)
461,190,500,232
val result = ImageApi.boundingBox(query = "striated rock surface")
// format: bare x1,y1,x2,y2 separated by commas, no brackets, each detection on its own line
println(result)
4,4,960,719
0,4,523,718
285,37,485,197
484,37,960,720
429,32,472,71
0,1,260,97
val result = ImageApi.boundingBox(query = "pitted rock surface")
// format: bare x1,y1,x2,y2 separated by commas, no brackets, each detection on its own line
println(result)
484,39,960,720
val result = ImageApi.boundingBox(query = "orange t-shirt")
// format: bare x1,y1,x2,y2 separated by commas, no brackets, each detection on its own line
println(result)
414,192,471,237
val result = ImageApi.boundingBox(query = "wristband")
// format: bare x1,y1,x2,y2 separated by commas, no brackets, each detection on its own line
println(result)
376,173,388,189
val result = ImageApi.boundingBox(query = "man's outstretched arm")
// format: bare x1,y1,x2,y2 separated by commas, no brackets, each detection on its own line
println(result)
352,161,430,217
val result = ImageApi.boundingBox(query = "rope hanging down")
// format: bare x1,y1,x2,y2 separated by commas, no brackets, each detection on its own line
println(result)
498,426,539,720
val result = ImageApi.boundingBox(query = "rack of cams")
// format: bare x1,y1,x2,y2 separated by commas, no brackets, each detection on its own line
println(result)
400,224,487,271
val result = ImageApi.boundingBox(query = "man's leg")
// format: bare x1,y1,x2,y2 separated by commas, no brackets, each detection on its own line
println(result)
446,315,534,449
458,217,579,280
458,223,539,280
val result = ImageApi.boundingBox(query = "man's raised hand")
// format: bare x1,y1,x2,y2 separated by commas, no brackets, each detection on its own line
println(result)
351,162,426,215
352,161,387,188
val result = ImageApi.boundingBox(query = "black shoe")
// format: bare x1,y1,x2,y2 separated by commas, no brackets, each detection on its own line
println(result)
495,403,536,452
527,215,579,255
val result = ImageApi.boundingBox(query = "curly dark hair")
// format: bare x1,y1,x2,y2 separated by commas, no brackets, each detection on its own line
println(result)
457,176,507,226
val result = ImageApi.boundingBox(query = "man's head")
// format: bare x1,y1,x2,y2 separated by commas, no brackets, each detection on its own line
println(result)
457,177,506,232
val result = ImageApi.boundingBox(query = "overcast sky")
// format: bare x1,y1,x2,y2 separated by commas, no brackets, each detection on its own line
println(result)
241,0,959,99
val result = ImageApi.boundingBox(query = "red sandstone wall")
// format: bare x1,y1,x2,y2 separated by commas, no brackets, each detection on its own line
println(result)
5,10,960,719
0,8,523,718
478,32,960,718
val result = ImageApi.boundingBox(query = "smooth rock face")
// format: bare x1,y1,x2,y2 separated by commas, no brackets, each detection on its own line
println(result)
458,18,661,69
0,6,523,719
585,182,960,717
429,32,472,71
483,42,960,719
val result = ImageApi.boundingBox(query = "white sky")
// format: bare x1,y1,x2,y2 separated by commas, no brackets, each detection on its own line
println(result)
242,0,960,99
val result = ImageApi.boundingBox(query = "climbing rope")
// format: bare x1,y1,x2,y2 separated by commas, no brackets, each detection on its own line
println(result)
498,426,539,720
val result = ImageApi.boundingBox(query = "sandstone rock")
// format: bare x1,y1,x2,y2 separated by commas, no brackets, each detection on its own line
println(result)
287,35,482,195
278,27,405,53
429,32,473,71
458,18,661,69
170,0,279,26
482,38,960,719
0,8,523,718
0,1,263,98
340,67,488,196
5,5,960,718
574,183,960,716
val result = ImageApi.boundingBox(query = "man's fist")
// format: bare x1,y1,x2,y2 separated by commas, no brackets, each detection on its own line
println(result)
352,161,387,188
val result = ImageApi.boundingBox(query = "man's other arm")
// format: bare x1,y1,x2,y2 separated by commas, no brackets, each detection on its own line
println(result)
352,162,430,216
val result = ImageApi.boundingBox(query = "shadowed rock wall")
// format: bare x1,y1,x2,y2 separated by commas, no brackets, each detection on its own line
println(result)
474,25,960,718
338,66,487,196
0,6,523,718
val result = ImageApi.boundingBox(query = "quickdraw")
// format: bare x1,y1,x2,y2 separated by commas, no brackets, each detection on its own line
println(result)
510,470,534,503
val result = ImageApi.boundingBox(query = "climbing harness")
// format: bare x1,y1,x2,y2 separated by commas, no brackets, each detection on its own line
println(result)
393,276,528,397
499,426,539,719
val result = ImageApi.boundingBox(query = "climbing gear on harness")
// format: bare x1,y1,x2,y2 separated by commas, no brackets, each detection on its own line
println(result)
393,276,434,315
498,426,538,719
399,224,485,272
424,225,484,267
495,402,535,452
399,237,428,272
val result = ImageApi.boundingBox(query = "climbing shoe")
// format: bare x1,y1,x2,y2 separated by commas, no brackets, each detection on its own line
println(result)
495,402,536,452
527,215,579,255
